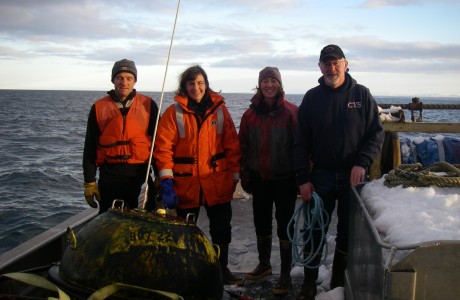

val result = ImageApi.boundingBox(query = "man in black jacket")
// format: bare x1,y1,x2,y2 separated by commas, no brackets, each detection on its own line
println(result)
294,45,384,299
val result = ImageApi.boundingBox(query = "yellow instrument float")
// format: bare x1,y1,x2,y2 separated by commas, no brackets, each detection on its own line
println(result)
49,202,223,299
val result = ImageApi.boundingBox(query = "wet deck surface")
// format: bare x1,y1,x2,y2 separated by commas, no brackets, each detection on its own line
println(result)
197,185,340,300
222,273,331,300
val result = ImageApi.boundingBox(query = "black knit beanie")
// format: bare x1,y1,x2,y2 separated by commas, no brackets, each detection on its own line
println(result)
111,59,137,82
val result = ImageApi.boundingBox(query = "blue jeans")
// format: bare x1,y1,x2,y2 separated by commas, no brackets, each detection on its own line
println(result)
307,168,351,255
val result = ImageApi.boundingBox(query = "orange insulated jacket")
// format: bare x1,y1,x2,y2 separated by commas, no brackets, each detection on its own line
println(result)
154,91,240,208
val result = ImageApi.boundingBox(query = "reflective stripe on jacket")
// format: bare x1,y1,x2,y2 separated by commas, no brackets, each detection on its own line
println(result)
154,91,240,208
95,94,152,166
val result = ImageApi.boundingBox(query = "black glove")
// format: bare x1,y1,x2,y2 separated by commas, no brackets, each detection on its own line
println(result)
241,179,253,194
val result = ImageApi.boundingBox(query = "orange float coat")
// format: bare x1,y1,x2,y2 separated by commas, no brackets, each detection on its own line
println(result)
154,91,240,209
94,95,152,166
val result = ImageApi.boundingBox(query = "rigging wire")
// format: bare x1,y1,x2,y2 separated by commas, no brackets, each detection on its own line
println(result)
288,191,330,268
138,0,181,210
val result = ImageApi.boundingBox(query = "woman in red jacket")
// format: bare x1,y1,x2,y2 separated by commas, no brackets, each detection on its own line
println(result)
239,67,298,295
153,65,242,285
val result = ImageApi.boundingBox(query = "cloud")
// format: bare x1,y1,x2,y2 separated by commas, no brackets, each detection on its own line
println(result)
0,0,459,95
0,45,35,59
232,0,301,12
361,0,460,8
305,36,460,73
1,0,458,74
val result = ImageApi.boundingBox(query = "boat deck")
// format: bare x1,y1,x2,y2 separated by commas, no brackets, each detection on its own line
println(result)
0,185,341,300
197,186,340,299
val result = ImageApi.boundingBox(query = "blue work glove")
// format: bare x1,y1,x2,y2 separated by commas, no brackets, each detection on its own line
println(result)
160,178,179,209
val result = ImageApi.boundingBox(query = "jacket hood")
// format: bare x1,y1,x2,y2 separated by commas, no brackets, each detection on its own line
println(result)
174,90,224,109
250,91,285,116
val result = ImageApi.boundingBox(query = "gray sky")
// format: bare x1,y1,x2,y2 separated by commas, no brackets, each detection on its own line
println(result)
1,0,460,96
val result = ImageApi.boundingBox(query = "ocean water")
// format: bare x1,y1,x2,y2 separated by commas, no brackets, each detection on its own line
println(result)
0,89,459,255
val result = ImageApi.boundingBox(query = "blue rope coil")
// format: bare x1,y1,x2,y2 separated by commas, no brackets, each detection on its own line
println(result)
288,191,330,268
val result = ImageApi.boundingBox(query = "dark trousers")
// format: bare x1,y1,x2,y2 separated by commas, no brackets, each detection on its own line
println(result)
98,175,156,213
307,168,351,255
177,201,232,245
252,176,298,240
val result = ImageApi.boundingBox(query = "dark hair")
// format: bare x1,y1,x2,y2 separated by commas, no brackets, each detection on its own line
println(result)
176,65,211,96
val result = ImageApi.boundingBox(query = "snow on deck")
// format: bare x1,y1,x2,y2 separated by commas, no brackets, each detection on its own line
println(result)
361,177,460,246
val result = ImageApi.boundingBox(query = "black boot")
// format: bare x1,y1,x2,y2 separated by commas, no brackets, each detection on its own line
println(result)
296,268,318,300
272,240,292,295
218,244,244,286
330,248,348,289
296,255,320,300
246,235,272,280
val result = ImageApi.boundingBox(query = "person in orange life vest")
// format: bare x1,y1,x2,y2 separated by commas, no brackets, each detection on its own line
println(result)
153,65,242,285
82,59,159,214
239,67,298,295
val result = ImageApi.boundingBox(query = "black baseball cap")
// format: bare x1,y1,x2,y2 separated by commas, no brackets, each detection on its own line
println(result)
320,44,346,61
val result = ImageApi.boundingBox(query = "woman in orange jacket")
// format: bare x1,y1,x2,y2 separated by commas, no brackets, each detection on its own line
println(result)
153,65,242,285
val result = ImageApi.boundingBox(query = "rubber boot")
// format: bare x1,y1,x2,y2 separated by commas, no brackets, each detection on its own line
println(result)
272,240,292,295
330,248,348,289
218,244,244,286
296,255,320,300
246,235,272,280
